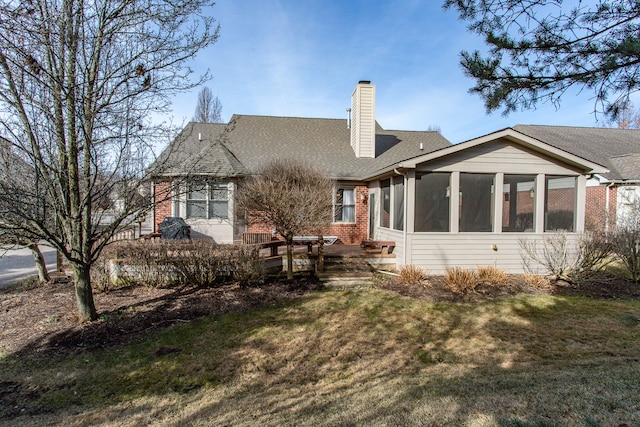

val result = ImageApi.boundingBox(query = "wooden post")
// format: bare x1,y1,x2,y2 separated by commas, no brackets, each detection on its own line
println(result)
317,235,324,274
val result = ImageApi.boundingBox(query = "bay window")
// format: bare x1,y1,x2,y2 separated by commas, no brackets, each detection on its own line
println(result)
186,181,229,219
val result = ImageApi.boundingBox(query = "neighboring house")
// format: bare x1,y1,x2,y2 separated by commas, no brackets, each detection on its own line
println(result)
513,125,640,232
154,81,611,273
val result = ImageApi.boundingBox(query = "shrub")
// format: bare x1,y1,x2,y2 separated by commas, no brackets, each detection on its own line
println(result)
609,227,640,282
519,231,612,284
96,240,266,288
476,265,508,286
219,245,265,286
169,240,223,287
444,267,477,294
99,240,176,288
523,273,552,290
396,264,428,286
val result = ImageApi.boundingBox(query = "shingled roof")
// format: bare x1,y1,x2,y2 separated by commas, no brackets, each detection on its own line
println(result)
513,125,640,181
158,115,451,181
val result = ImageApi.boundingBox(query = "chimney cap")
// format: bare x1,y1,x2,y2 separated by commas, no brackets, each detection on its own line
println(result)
358,80,371,84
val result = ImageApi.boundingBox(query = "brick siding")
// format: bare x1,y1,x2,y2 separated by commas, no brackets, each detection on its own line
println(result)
154,180,172,233
247,185,369,244
585,185,617,232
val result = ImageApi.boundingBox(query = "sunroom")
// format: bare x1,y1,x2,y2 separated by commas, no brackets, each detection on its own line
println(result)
371,129,608,274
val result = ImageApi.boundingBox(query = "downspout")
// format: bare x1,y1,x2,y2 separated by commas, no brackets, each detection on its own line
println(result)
394,168,408,266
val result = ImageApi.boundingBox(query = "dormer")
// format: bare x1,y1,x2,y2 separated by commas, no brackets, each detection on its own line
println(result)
350,81,376,158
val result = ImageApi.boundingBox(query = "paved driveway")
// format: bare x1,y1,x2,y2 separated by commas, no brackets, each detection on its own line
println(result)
0,245,58,289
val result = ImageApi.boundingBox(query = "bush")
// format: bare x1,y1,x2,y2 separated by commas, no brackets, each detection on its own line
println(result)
519,231,612,284
476,265,508,286
396,264,428,286
523,273,552,290
169,240,223,287
96,240,265,288
98,240,177,288
609,227,640,282
444,267,477,294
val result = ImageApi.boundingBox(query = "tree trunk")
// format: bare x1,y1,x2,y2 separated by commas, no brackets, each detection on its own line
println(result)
286,239,294,280
72,263,98,322
27,243,49,283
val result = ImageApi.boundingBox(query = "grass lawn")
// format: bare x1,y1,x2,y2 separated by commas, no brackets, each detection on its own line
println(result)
1,288,640,426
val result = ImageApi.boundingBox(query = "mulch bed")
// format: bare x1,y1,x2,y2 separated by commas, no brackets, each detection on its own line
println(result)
0,278,321,358
1,274,638,358
380,274,640,302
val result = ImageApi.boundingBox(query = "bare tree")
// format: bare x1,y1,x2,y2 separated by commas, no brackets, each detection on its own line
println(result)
235,160,334,280
193,86,223,123
0,0,219,321
610,188,640,282
610,102,640,129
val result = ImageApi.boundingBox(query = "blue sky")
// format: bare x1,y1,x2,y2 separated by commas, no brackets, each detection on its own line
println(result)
169,0,621,143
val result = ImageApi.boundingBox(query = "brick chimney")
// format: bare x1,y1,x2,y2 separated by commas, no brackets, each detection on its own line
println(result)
350,81,376,158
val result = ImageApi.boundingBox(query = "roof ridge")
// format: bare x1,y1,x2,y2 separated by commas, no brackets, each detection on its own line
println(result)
230,113,346,122
516,124,640,132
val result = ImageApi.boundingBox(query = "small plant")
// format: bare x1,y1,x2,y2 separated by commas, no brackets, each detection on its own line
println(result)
396,264,428,286
522,273,552,290
476,265,508,286
444,267,478,294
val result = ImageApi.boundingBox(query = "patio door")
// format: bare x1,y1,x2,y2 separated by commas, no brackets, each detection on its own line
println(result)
369,193,376,238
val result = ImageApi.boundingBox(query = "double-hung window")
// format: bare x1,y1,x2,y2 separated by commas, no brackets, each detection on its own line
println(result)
186,182,229,219
334,188,355,222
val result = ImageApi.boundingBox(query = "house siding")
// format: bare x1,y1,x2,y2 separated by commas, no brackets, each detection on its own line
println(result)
405,232,579,274
422,139,583,175
375,228,405,263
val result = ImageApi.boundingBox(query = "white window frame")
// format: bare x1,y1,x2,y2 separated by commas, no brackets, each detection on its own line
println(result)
334,187,356,223
186,181,229,219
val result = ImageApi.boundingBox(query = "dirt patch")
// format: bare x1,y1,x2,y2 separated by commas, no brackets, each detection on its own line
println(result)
1,274,638,358
0,278,321,357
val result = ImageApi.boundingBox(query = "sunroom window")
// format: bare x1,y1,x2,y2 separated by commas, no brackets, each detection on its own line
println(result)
544,176,575,231
381,179,390,228
334,188,355,222
393,176,404,231
502,175,535,232
415,172,450,232
459,173,494,232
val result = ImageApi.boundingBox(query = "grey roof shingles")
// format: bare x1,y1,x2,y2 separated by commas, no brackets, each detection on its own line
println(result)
514,125,640,181
159,115,452,180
